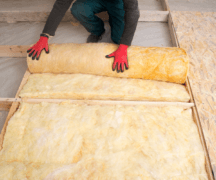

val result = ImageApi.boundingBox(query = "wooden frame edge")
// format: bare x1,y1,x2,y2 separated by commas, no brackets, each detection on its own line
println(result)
0,10,168,23
168,13,179,47
0,98,195,108
192,106,214,180
160,0,170,11
0,45,29,57
0,101,11,111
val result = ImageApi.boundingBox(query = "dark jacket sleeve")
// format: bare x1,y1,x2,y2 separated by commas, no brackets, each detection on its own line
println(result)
42,0,74,36
120,0,140,46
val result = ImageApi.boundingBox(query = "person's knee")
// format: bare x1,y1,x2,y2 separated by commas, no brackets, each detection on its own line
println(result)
71,2,93,19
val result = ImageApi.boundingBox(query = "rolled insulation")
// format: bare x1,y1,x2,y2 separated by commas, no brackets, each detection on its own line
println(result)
27,43,189,84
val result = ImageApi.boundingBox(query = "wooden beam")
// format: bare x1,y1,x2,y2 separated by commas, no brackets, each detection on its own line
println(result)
192,107,215,180
0,10,169,23
0,101,12,111
160,0,170,11
0,45,29,57
168,13,179,47
0,98,195,108
0,11,79,23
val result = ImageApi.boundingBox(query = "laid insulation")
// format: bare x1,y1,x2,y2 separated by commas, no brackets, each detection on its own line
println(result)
19,73,190,102
0,102,207,179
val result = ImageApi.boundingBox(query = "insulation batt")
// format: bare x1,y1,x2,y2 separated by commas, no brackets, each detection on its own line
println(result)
27,43,189,84
0,102,207,179
19,73,190,102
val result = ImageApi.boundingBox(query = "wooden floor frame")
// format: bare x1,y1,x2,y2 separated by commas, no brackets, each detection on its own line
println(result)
0,0,214,179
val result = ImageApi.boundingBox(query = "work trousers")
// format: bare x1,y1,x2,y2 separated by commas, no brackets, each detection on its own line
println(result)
71,0,125,44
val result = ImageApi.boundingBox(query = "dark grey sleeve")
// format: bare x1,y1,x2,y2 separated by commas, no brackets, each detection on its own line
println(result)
42,0,74,36
120,0,140,46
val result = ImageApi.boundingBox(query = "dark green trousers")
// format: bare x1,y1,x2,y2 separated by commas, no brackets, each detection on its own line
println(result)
71,0,125,44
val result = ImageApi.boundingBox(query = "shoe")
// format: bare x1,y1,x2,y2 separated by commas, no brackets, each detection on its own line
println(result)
86,31,105,43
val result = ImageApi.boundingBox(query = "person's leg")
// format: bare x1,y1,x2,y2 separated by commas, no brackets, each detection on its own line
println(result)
106,0,125,44
71,0,106,36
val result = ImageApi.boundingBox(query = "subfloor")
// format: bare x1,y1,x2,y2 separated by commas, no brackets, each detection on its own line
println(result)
169,0,216,12
171,11,216,176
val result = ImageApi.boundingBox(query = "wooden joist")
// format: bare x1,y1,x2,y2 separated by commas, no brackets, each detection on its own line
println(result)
0,101,11,111
0,10,169,23
160,0,170,11
0,98,195,108
0,45,29,57
168,13,179,47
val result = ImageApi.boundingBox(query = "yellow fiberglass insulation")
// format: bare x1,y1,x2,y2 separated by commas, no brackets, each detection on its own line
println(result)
27,43,189,84
0,102,207,180
19,73,190,102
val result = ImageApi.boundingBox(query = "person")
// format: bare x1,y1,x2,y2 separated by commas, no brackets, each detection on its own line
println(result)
27,0,140,72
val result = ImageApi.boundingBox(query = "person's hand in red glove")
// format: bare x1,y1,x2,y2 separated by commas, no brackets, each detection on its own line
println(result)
27,34,49,60
105,44,129,73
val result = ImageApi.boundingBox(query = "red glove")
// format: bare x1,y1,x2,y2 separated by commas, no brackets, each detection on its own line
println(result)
106,44,129,72
27,34,49,60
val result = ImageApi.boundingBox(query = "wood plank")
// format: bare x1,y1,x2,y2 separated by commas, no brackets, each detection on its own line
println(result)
160,0,170,11
0,102,11,111
0,98,195,108
185,77,194,104
0,45,29,57
171,11,216,179
0,10,168,23
168,13,179,47
0,11,78,23
192,106,215,180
